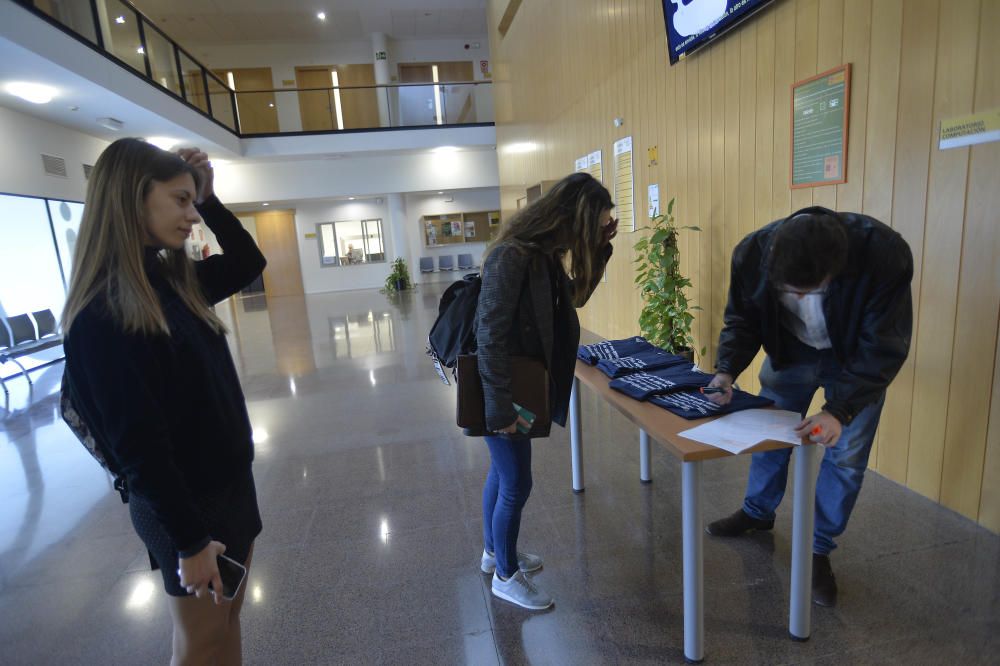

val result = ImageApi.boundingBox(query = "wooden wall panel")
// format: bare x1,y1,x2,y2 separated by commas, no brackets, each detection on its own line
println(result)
488,0,1000,530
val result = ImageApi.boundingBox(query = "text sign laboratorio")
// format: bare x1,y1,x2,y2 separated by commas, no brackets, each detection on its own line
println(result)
791,64,851,188
939,109,1000,150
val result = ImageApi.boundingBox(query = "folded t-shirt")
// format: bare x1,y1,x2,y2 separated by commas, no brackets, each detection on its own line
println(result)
596,349,690,378
608,365,713,401
577,337,655,365
650,389,775,420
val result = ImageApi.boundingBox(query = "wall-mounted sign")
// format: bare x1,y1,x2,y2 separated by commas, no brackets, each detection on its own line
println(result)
939,109,1000,150
375,51,388,61
586,150,603,183
613,136,635,233
648,183,660,219
791,64,851,188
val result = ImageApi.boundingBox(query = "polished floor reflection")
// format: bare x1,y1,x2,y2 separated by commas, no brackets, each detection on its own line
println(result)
1,285,997,665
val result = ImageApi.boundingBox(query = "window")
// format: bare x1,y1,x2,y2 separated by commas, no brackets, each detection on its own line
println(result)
317,219,385,267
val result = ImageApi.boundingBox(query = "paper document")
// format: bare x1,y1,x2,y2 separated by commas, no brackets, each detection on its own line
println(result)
678,409,802,455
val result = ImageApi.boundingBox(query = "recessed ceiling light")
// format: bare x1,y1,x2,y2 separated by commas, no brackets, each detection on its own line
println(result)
145,136,178,150
5,81,57,104
317,11,326,20
262,202,270,206
432,146,459,153
348,197,356,200
437,191,444,195
115,15,125,24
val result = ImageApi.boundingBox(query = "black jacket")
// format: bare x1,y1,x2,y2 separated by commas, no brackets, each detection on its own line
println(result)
65,195,266,556
476,241,610,434
716,207,913,425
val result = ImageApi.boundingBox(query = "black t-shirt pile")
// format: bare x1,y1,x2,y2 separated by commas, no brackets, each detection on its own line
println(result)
596,349,690,378
650,389,774,419
577,337,654,365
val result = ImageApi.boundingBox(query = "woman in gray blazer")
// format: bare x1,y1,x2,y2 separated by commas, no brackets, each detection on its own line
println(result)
476,172,617,610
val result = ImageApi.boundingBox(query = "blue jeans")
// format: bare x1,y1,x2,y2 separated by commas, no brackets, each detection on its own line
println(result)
742,347,885,556
482,435,533,578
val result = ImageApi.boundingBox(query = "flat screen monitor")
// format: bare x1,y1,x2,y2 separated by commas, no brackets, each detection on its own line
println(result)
662,0,776,64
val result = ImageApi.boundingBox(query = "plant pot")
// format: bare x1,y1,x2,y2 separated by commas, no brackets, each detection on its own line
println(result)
394,278,407,291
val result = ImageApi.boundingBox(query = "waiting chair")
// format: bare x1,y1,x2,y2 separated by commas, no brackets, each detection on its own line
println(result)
438,255,456,271
457,253,476,270
419,257,435,273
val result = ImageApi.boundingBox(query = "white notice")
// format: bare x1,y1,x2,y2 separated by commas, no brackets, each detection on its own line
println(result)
678,409,803,455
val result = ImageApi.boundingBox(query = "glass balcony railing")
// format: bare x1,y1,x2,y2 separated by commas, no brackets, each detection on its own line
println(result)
233,81,494,135
12,0,494,137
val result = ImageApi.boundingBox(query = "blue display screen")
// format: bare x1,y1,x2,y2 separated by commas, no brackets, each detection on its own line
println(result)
662,0,775,63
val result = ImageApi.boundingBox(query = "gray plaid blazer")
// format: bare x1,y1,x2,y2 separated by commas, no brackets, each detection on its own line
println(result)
476,241,609,433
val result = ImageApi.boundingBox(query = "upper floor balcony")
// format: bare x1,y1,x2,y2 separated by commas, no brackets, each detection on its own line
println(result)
7,0,493,140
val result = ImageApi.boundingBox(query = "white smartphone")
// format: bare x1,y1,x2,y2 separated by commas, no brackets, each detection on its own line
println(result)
213,554,247,601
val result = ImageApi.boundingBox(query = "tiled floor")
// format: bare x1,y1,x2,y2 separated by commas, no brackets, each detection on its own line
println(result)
1,284,997,665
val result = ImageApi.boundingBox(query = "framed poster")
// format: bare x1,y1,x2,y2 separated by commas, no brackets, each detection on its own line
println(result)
791,64,851,188
613,137,635,232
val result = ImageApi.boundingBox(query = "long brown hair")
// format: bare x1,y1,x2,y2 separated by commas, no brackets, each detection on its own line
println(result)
62,138,225,336
487,172,613,306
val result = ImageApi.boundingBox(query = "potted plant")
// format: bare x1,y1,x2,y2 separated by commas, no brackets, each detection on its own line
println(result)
383,257,413,294
633,197,704,361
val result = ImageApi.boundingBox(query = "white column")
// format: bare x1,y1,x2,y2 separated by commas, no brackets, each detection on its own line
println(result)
371,32,391,128
386,193,408,268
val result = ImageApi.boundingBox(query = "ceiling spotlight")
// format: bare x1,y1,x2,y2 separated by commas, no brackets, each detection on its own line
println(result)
115,15,125,24
145,136,178,150
97,116,124,130
349,197,356,200
317,11,326,20
437,191,444,195
262,202,270,206
5,81,57,104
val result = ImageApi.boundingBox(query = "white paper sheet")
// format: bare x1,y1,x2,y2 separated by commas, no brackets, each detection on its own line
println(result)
678,409,803,455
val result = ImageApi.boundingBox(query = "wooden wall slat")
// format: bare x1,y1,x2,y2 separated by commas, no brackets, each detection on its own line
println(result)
939,0,1000,519
906,0,980,499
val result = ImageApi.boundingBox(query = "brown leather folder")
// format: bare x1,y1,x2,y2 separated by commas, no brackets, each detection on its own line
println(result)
456,354,551,437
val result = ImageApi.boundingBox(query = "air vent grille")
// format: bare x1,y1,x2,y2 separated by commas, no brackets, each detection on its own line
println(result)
41,154,68,178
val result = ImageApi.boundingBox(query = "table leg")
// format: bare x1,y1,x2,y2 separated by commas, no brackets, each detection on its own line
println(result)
682,460,704,663
789,443,820,641
570,377,584,493
639,429,652,484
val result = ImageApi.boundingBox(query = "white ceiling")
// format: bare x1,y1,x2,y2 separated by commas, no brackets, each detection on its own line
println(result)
129,0,488,49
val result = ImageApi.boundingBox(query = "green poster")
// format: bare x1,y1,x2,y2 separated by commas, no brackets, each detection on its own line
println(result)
791,65,850,188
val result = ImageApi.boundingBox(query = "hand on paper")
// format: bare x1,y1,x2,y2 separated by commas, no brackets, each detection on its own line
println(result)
705,372,734,405
795,411,842,447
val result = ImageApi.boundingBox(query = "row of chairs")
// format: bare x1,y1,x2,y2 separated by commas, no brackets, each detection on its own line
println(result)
419,254,478,273
1,309,63,397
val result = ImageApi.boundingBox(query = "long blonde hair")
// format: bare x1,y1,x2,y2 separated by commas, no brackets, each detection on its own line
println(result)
487,172,613,306
62,138,225,336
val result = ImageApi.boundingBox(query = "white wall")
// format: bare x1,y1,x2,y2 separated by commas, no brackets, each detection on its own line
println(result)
406,188,500,285
293,198,392,294
214,148,499,203
0,106,109,201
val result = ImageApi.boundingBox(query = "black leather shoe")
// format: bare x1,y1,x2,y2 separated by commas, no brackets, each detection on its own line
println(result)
812,554,838,607
705,509,775,536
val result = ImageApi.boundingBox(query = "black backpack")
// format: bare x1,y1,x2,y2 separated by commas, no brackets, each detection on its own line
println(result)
427,272,481,384
60,367,129,502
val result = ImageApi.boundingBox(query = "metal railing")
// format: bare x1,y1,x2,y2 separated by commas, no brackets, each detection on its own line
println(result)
11,0,493,137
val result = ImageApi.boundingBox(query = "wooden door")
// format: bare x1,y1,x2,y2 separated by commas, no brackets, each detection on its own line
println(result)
254,210,304,297
213,67,279,134
333,64,379,129
295,67,335,131
399,61,474,83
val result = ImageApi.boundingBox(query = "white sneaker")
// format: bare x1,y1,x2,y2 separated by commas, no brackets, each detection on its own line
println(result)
480,549,543,574
491,570,553,610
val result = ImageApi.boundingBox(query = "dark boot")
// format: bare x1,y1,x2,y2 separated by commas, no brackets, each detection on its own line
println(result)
705,509,775,537
812,554,838,607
